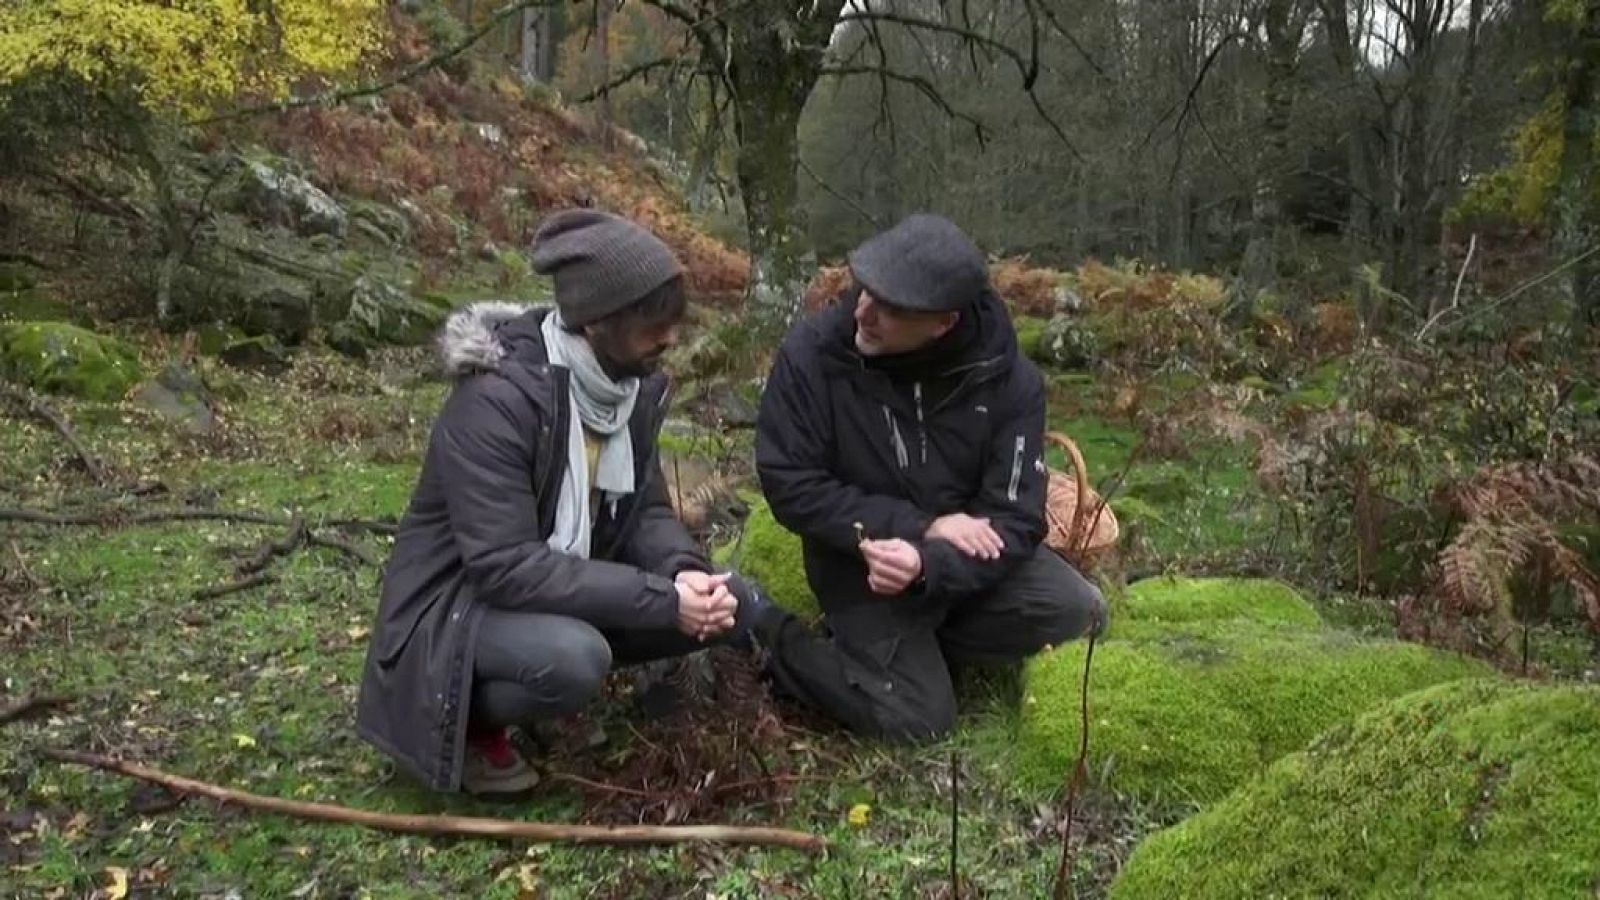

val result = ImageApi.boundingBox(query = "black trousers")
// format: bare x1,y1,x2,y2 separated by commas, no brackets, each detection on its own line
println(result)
468,584,757,731
759,546,1106,741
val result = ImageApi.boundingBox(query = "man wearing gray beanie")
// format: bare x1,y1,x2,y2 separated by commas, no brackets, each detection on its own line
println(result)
356,209,766,796
748,213,1106,741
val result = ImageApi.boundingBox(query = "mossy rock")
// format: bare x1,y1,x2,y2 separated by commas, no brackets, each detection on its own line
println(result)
0,289,82,325
1111,679,1600,899
714,497,820,622
1017,618,1492,804
0,321,143,401
1109,576,1322,640
220,335,290,373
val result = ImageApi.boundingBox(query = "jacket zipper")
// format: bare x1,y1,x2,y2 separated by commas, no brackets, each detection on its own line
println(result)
913,381,928,465
1007,434,1025,502
884,406,909,469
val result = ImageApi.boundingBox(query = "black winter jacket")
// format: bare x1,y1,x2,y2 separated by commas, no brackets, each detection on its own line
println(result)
755,289,1048,609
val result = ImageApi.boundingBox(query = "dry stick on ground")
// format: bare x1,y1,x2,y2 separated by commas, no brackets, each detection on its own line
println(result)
240,514,307,575
42,749,828,852
8,539,45,590
0,507,391,569
0,694,74,726
0,384,115,486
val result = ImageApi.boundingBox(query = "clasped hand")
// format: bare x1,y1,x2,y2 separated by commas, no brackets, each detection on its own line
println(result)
674,570,737,640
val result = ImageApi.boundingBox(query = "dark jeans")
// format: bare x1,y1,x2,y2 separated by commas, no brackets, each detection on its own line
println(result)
759,546,1106,741
468,581,756,731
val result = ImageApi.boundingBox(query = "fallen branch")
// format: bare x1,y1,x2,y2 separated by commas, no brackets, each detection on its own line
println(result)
307,532,381,567
0,385,115,486
1,694,73,726
0,509,387,563
240,514,307,575
42,750,828,852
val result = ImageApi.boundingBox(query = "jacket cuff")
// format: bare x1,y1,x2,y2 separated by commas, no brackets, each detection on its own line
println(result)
642,572,682,628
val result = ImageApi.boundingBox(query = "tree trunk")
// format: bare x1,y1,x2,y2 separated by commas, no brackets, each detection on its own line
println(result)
1557,0,1600,333
726,3,828,329
1320,0,1381,319
1392,0,1442,309
519,7,556,83
1234,0,1302,320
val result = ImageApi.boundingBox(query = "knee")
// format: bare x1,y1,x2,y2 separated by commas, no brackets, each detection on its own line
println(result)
1040,575,1108,645
868,675,956,743
512,632,613,705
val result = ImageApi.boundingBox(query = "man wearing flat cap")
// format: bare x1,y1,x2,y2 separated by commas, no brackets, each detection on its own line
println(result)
357,209,763,795
749,213,1107,741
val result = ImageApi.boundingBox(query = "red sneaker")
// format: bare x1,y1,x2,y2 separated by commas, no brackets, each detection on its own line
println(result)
461,727,540,796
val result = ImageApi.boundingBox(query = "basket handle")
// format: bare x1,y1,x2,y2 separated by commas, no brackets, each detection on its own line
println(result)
1045,431,1091,519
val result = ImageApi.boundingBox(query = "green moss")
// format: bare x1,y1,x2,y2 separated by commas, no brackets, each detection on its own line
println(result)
1109,576,1323,640
0,289,83,324
1014,315,1048,361
1016,620,1493,804
718,497,820,622
0,320,143,400
1112,679,1600,899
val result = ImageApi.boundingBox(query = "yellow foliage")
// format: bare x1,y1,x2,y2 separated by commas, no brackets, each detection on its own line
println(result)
0,0,386,115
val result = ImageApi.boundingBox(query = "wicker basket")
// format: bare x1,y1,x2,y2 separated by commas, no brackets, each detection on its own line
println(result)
1043,432,1120,569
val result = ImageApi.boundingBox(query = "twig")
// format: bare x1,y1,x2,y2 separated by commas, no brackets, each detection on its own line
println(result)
8,539,45,590
194,572,276,601
950,747,960,898
0,508,283,528
1051,632,1097,900
326,518,400,536
1439,242,1600,334
42,749,828,852
799,157,882,228
0,384,115,486
1416,232,1478,341
241,514,307,575
0,506,397,536
0,694,73,726
307,532,381,567
546,771,659,800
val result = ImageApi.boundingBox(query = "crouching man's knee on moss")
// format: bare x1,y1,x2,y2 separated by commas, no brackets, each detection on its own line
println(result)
747,213,1108,742
354,209,768,797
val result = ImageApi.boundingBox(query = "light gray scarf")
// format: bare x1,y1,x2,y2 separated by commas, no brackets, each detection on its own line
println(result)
540,310,638,558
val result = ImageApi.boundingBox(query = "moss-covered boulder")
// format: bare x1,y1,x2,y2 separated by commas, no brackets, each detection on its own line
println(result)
1111,679,1600,899
0,321,143,400
0,289,81,325
714,498,820,622
1109,575,1322,640
1017,577,1492,805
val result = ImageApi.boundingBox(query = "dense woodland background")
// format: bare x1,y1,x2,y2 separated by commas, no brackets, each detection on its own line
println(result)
1,1,1597,897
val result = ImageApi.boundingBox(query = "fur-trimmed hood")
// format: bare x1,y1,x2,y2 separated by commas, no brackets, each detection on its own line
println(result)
436,302,539,376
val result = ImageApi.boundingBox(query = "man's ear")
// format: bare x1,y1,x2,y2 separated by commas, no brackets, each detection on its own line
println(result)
935,311,960,337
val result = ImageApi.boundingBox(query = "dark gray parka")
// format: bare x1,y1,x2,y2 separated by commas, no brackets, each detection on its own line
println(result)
355,303,705,791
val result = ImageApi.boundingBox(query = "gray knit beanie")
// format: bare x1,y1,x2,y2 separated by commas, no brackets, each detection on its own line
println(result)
848,213,989,313
529,209,685,327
